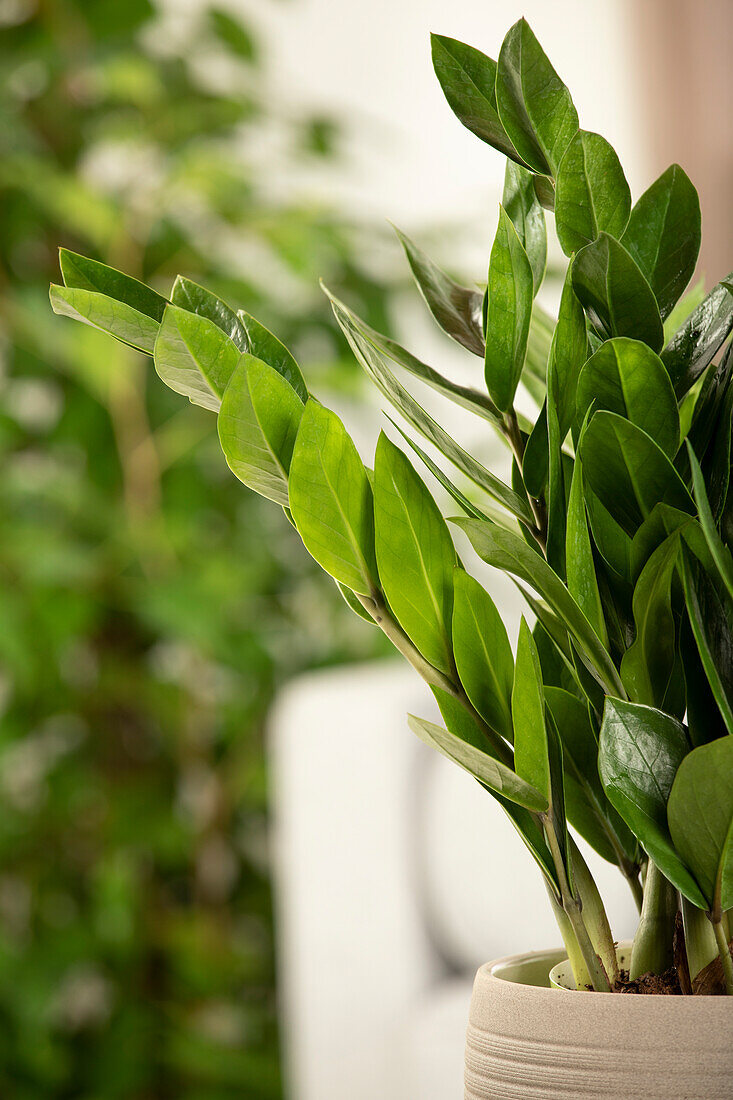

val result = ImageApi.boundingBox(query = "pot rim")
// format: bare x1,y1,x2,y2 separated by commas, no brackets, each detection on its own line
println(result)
480,945,733,1007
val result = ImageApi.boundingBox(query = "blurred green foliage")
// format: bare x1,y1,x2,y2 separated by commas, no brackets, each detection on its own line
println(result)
0,2,393,1096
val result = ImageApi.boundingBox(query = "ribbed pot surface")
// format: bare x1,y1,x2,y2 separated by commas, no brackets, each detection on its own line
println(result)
466,948,733,1099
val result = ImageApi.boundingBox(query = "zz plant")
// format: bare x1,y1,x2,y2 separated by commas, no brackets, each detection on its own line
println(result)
50,19,733,995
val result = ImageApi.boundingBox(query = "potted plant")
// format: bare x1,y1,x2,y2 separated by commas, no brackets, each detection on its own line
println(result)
49,17,733,1096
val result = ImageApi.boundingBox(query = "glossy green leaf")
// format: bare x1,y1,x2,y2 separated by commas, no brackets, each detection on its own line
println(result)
598,698,705,907
681,615,729,748
576,338,680,458
236,308,308,403
395,227,484,356
512,618,551,798
374,433,456,674
60,248,168,322
430,34,526,165
407,714,548,812
496,18,578,177
50,284,160,353
453,518,624,696
571,233,664,351
687,443,733,602
668,737,733,914
620,535,679,708
484,206,534,412
662,273,733,397
555,130,631,256
566,455,608,647
153,303,241,411
217,355,303,507
289,401,377,596
544,363,566,577
328,293,533,523
503,161,547,295
171,275,248,351
621,164,701,321
545,687,637,865
681,549,733,735
580,412,694,535
452,570,514,740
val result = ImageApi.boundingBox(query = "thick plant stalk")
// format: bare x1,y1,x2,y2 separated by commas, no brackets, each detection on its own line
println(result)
545,820,611,992
544,881,593,989
681,897,718,983
568,838,619,984
712,918,733,995
629,861,677,978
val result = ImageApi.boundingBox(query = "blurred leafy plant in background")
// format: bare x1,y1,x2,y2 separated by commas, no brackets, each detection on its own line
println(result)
0,1,394,1096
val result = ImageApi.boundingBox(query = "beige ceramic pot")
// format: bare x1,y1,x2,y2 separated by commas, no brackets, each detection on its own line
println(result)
465,946,733,1099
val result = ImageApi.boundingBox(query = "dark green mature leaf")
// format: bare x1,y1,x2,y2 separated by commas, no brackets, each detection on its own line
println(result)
217,355,303,507
581,412,694,535
681,615,728,747
503,161,547,295
544,363,567,577
662,274,733,397
586,489,633,581
512,618,552,799
668,737,733,915
430,34,527,164
407,714,548,812
395,227,484,356
153,303,241,411
452,570,514,740
453,518,624,695
60,248,168,321
50,284,160,353
576,338,680,458
496,18,578,177
620,535,679,708
687,443,733,602
328,293,533,522
484,206,534,411
171,275,248,351
598,698,705,907
681,549,733,734
289,401,377,596
373,433,456,674
566,455,608,647
621,164,701,321
322,292,502,427
236,308,308,402
572,234,664,351
545,687,637,865
555,130,631,256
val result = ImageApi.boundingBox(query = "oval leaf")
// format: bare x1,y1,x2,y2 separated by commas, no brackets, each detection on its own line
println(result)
452,570,514,740
50,284,160,354
555,130,631,256
484,206,534,412
153,303,241,412
503,160,547,295
572,233,664,351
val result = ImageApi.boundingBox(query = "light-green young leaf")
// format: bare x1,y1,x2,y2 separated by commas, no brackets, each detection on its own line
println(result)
576,338,680,458
484,206,534,412
153,303,241,412
217,355,304,507
503,161,547,296
668,737,733,916
452,570,514,740
50,284,160,354
289,401,377,596
373,433,456,675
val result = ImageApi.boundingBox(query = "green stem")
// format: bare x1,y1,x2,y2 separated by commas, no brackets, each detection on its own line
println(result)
681,897,718,983
630,861,677,978
568,837,619,983
544,819,611,991
358,592,514,767
544,881,592,989
712,918,733,995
